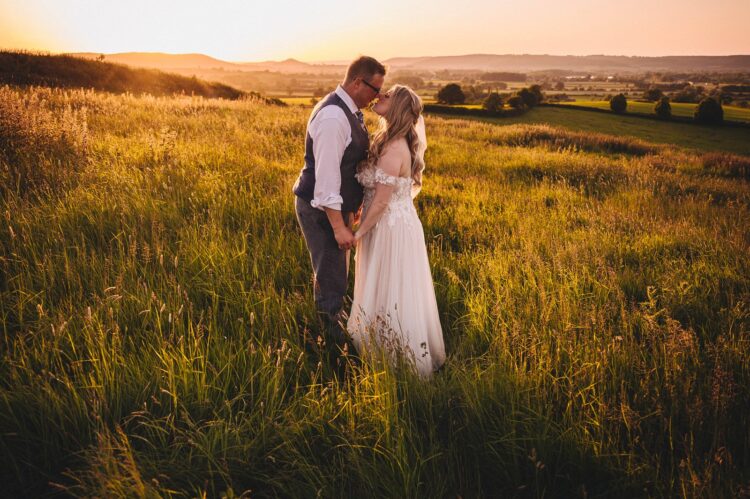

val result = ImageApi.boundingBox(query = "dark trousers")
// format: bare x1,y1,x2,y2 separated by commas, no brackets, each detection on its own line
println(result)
294,196,352,345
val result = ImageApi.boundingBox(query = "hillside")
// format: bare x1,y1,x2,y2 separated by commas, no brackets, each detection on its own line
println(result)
0,51,259,100
71,51,244,71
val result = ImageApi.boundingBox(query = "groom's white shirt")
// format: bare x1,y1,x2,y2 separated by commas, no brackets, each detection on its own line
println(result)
308,85,359,212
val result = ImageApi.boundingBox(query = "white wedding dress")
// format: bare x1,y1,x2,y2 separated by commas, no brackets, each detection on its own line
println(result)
346,117,446,377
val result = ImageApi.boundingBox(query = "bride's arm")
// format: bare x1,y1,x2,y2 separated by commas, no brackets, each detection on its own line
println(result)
354,144,402,241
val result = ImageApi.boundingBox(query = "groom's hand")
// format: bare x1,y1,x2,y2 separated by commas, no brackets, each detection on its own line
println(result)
334,226,356,250
324,207,356,250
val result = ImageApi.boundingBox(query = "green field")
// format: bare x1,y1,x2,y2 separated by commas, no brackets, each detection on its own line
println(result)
435,105,750,156
279,96,320,106
559,99,750,123
1,86,749,497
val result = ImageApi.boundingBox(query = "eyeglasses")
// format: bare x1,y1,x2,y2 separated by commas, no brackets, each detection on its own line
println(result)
360,78,381,94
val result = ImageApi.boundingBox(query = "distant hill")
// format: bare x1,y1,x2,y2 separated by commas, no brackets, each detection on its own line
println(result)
72,52,345,74
240,58,345,74
0,51,273,101
383,54,750,73
68,51,750,75
71,51,244,71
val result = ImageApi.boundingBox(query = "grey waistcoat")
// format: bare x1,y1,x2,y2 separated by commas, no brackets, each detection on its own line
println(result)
292,92,369,214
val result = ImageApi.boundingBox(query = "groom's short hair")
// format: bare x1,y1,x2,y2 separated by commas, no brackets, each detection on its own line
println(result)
344,56,386,84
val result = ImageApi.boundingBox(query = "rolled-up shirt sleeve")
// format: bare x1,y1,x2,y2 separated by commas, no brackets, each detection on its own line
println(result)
309,111,350,211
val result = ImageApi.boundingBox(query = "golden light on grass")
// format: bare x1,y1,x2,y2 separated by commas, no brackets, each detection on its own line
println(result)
1,85,748,496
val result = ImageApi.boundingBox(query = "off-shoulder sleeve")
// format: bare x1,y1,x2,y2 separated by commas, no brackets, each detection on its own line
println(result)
354,141,404,240
373,167,399,186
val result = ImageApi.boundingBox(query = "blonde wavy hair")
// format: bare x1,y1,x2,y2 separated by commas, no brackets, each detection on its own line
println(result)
360,85,425,188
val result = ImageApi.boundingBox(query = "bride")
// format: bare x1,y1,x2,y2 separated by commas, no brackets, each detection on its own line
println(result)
346,84,446,378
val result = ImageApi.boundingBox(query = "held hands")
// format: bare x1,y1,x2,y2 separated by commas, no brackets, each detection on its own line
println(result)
323,207,358,250
334,226,356,250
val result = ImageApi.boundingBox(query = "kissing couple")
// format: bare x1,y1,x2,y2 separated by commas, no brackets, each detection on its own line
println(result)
292,56,446,378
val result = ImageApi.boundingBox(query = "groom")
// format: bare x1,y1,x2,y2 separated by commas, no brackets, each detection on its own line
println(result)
293,56,386,357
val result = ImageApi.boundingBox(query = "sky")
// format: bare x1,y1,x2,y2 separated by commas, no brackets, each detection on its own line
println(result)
2,0,749,62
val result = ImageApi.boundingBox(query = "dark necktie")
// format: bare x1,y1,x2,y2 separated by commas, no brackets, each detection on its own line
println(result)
355,110,366,131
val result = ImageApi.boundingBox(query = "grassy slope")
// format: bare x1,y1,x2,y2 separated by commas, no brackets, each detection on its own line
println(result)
1,87,749,497
0,51,250,100
437,105,750,156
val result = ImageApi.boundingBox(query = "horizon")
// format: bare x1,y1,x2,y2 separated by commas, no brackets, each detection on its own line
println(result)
2,0,749,63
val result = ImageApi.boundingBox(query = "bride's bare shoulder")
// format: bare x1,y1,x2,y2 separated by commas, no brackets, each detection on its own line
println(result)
383,137,409,156
380,138,411,177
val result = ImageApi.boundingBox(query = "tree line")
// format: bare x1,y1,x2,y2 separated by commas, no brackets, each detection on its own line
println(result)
435,81,732,125
436,83,545,112
607,92,727,124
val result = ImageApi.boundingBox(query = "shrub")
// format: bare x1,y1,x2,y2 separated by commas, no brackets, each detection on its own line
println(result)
610,93,627,113
643,87,664,102
529,84,544,104
548,93,572,102
518,88,538,108
436,83,466,105
507,95,525,109
462,85,486,104
694,97,724,125
654,96,672,119
482,93,504,113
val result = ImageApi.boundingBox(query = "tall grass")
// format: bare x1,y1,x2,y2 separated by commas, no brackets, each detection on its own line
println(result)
1,86,748,497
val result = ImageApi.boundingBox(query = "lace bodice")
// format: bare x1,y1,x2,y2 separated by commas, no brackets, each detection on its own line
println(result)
355,166,417,228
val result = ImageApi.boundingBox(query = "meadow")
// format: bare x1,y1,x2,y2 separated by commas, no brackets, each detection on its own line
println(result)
445,105,750,157
557,99,750,124
1,85,749,498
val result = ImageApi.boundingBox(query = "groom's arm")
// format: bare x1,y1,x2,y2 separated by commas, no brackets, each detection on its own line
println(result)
310,110,348,212
309,110,355,249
